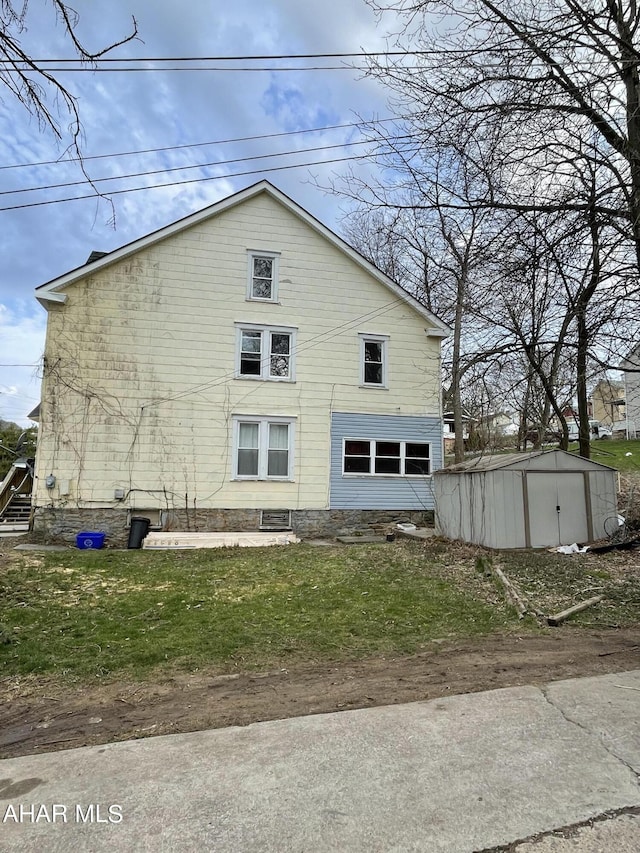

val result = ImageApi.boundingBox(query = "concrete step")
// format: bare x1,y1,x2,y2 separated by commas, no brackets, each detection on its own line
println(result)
143,531,300,550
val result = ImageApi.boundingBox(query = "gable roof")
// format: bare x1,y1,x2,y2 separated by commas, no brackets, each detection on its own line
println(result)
35,181,451,336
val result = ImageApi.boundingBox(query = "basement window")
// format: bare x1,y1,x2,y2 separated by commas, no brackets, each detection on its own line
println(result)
260,509,292,530
126,509,162,529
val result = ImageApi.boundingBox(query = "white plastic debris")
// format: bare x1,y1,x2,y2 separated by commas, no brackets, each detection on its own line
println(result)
396,522,417,531
625,452,633,457
556,543,588,554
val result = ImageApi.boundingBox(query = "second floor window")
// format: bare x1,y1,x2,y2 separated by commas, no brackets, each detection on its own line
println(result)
237,324,296,381
359,334,389,387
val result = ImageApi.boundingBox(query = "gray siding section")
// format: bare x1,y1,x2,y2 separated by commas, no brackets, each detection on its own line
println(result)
330,412,442,510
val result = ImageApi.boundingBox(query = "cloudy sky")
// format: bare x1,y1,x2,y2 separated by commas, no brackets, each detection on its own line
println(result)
0,0,403,425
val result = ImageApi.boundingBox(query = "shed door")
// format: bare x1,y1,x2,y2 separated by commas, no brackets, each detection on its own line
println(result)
526,473,589,548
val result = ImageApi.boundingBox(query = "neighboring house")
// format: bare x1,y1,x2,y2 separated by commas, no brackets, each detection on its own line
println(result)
442,411,472,454
590,379,626,428
477,411,519,442
32,181,450,543
620,345,640,439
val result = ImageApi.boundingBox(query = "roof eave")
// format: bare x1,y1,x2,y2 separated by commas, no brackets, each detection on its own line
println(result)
36,291,67,307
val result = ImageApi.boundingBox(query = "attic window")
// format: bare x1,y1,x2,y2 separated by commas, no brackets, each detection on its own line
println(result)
247,251,279,302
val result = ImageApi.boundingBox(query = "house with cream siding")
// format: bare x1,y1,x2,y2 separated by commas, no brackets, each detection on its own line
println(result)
32,181,450,544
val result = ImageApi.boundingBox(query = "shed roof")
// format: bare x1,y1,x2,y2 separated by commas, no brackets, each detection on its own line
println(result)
436,448,617,474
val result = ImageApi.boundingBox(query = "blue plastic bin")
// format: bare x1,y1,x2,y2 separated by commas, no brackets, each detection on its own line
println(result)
76,531,105,550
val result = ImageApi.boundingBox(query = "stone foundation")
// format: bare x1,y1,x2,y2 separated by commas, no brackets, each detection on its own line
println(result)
290,509,432,539
32,506,434,547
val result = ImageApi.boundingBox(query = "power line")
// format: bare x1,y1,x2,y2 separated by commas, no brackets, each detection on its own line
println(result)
0,148,420,212
1,64,405,72
0,118,398,172
2,137,412,197
2,50,453,63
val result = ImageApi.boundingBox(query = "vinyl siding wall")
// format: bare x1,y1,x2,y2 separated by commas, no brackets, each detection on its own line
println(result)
330,412,442,509
35,192,443,512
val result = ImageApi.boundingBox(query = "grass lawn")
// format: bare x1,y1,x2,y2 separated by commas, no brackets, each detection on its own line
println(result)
0,541,511,682
2,539,637,687
568,438,640,472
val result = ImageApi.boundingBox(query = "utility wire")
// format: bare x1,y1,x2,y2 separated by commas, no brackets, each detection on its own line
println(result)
144,293,417,409
2,50,467,63
0,64,419,72
0,118,399,172
1,137,414,197
0,148,420,212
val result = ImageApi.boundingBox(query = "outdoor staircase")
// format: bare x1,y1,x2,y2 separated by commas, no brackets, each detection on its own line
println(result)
0,494,32,530
0,460,34,532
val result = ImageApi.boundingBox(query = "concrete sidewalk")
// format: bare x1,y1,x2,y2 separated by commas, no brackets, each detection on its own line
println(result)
1,670,639,852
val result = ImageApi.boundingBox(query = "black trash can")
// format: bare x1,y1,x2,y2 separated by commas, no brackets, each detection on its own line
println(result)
128,516,151,549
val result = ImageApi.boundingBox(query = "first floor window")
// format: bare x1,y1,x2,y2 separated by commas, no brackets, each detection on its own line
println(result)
234,417,294,480
343,439,430,476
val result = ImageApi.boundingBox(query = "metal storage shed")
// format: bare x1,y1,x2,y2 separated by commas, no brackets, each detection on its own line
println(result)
433,449,618,549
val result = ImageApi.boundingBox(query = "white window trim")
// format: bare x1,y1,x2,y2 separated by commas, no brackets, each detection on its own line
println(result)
342,438,431,477
232,415,296,481
235,322,297,382
246,250,280,303
359,333,389,389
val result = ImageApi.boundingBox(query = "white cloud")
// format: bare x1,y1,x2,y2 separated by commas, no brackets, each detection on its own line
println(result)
0,305,45,426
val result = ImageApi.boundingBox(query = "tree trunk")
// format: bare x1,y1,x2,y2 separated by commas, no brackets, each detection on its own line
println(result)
452,288,465,463
576,310,591,459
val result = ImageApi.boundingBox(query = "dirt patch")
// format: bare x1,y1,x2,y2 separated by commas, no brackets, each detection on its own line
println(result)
1,628,639,760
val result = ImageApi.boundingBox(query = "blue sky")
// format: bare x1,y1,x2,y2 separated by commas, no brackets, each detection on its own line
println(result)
0,0,398,425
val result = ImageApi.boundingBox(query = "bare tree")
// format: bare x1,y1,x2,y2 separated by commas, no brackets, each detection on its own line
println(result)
1,2,137,159
365,0,640,267
332,0,640,458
